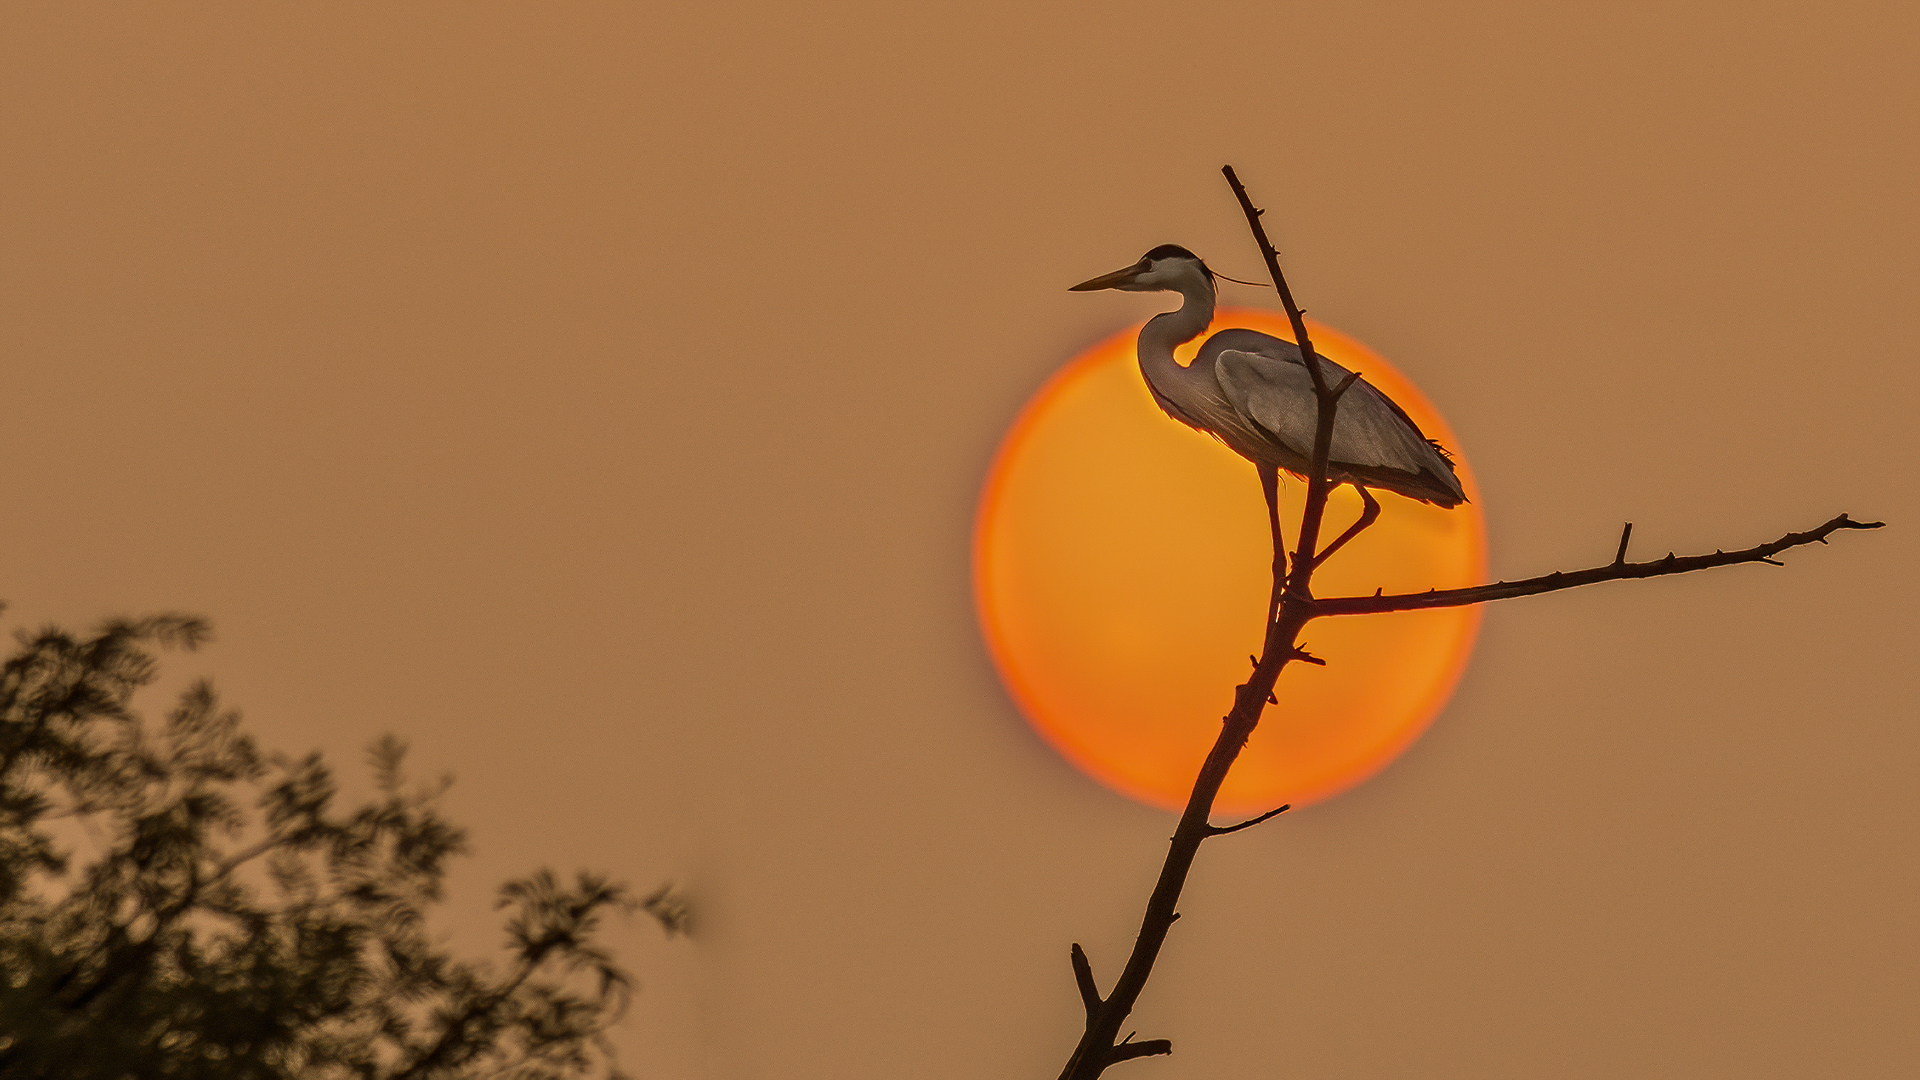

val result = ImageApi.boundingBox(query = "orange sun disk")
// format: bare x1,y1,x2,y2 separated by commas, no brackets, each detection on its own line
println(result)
974,310,1487,813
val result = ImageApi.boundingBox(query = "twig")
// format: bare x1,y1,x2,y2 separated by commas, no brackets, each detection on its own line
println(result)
1207,805,1292,836
1070,944,1101,1020
1314,514,1883,616
1613,522,1634,565
1109,1040,1174,1064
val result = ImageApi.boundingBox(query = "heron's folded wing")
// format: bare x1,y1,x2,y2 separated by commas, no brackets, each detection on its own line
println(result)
1214,349,1442,477
1214,348,1319,458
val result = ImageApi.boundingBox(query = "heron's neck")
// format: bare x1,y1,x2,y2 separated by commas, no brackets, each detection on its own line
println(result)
1138,278,1215,379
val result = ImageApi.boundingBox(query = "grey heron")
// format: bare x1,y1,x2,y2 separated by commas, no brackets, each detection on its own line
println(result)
1072,245,1464,506
1071,245,1465,576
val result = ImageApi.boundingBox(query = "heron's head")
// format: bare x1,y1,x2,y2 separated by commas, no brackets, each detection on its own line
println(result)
1070,245,1215,294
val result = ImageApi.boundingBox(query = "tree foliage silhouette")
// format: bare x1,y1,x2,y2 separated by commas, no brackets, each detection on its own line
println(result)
0,611,684,1080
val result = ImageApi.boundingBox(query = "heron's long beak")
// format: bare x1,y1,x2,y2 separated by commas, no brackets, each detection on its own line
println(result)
1069,262,1145,292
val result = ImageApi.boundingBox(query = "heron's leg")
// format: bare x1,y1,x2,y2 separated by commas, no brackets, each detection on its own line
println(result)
1312,484,1381,569
1260,466,1288,625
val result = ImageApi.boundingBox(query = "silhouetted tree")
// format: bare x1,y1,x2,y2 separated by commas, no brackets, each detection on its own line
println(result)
0,612,685,1079
1053,169,1883,1079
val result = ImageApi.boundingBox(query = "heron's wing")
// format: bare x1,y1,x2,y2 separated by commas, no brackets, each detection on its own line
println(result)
1213,347,1320,457
1214,345,1461,493
1201,328,1437,449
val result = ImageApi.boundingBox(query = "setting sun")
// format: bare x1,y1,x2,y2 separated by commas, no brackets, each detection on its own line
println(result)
975,311,1486,813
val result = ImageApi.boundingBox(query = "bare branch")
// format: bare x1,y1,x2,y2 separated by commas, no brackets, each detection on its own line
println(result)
1222,165,1347,576
1314,514,1884,616
1222,165,1327,398
1613,521,1634,565
1109,1039,1174,1064
1070,944,1101,1020
1206,805,1291,836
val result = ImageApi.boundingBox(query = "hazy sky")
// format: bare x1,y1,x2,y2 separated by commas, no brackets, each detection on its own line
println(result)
4,4,1915,1077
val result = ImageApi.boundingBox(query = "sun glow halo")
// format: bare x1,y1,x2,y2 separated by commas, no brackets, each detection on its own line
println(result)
974,310,1486,813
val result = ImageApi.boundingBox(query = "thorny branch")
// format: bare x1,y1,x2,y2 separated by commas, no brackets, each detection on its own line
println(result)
1055,165,1358,1080
1313,513,1882,616
1052,166,1883,1080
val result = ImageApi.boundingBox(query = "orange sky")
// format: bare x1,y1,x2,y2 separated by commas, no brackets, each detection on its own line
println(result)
4,4,1916,1078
